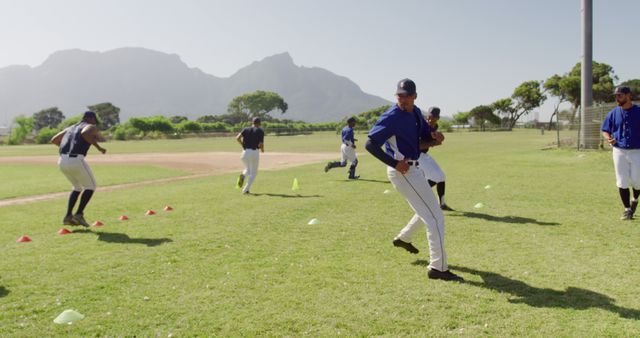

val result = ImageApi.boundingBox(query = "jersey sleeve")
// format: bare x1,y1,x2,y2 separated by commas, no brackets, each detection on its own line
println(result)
601,110,614,133
368,114,396,145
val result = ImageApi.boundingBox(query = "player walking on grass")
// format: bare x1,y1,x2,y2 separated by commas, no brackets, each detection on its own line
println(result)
236,117,264,194
50,111,106,227
324,117,359,179
365,78,462,281
421,106,454,211
601,86,640,220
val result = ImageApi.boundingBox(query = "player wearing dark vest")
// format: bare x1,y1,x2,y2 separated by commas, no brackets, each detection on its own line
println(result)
51,111,106,227
236,117,265,194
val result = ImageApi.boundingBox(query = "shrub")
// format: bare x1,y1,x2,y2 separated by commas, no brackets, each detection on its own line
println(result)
35,127,59,144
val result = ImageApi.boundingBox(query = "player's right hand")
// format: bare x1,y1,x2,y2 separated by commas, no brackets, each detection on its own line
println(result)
395,159,410,174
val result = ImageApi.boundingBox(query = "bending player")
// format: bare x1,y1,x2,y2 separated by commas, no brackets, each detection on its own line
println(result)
422,107,454,211
365,78,463,281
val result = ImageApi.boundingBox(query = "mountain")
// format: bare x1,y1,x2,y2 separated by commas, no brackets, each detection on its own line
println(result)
0,48,390,124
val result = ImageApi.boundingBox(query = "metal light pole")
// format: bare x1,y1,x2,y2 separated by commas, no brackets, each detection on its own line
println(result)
580,0,594,149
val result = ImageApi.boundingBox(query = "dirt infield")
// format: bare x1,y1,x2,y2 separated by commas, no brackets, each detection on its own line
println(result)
0,151,337,207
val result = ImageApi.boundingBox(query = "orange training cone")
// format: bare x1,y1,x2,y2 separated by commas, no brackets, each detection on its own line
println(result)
163,205,173,211
16,235,32,242
58,228,72,235
145,210,156,216
119,215,129,221
92,220,104,227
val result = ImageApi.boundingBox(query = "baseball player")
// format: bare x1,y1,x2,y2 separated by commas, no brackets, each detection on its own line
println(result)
236,117,264,194
422,107,454,211
50,111,106,227
601,86,640,220
324,117,359,179
365,78,463,281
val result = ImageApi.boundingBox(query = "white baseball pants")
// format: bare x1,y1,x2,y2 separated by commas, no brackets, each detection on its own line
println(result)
612,147,640,189
418,152,445,183
341,143,357,164
241,149,260,193
388,165,447,271
58,154,97,191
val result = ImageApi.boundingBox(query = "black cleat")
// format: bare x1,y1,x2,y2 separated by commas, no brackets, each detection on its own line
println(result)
440,204,455,211
348,175,360,180
63,215,79,226
72,214,90,227
393,239,419,254
621,209,633,220
324,163,331,173
427,269,464,281
236,174,245,189
631,200,638,217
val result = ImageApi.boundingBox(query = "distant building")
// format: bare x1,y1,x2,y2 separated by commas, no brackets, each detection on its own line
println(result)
0,126,9,136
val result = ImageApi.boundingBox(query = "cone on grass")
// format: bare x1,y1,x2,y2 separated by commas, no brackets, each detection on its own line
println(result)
92,220,104,227
145,210,156,216
163,205,173,211
58,228,72,235
53,309,85,324
16,235,32,242
119,215,129,221
292,178,300,191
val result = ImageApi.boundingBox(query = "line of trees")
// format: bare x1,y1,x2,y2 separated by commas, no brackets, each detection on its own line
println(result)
2,90,344,144
452,61,640,131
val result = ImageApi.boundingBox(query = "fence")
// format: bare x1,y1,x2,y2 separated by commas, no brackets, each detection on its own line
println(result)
554,102,617,150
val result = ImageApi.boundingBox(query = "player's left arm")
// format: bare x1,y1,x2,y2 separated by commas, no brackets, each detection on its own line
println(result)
236,132,244,147
81,125,106,154
259,130,265,152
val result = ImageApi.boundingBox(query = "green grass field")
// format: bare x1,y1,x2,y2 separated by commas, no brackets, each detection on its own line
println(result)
1,130,639,336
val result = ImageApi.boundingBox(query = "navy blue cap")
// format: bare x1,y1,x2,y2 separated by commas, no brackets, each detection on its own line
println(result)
615,86,632,95
427,107,441,118
83,111,97,119
252,117,261,124
396,78,416,96
347,117,356,124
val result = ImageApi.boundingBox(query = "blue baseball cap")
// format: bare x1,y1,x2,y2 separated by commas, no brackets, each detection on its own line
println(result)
615,86,632,95
427,107,441,118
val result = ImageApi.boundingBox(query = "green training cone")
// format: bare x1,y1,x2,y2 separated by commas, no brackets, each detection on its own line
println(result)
292,178,300,191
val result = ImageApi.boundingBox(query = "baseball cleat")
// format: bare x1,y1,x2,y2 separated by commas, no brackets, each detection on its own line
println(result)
440,204,455,211
63,215,79,226
393,239,419,254
348,175,360,180
620,209,633,220
427,269,464,281
324,163,331,173
72,214,91,227
236,175,245,189
631,200,638,217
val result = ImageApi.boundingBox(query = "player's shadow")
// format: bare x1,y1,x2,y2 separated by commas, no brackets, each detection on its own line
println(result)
252,193,322,198
340,178,389,184
0,285,9,298
450,211,559,226
452,265,640,319
72,229,172,247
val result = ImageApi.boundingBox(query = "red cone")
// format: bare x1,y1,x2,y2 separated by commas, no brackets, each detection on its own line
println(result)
58,228,72,235
163,205,173,211
92,220,104,227
16,235,32,242
145,210,156,216
119,215,129,221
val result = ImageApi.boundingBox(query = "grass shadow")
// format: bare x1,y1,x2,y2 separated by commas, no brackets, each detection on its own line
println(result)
72,229,172,247
411,259,430,267
252,193,322,198
453,265,640,319
0,286,9,298
450,211,560,226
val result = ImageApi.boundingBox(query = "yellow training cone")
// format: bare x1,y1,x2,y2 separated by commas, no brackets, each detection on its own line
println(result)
292,178,300,191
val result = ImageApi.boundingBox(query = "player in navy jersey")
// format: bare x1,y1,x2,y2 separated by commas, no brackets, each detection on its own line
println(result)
366,78,462,281
601,86,640,220
236,117,265,194
50,111,106,227
324,117,359,179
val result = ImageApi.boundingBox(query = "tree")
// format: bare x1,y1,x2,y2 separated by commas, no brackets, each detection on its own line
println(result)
453,111,471,125
470,105,500,131
227,90,288,122
32,107,65,132
543,74,568,129
169,115,188,124
7,116,34,145
492,80,546,130
88,102,121,130
545,61,617,124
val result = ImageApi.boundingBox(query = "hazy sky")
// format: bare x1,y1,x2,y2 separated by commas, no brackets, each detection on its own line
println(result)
1,0,638,121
